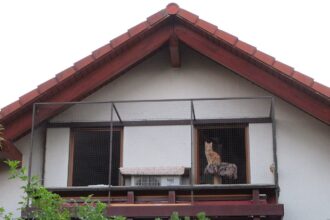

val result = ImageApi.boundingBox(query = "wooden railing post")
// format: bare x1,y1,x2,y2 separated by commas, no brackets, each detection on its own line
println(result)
252,189,260,203
127,191,134,204
168,191,176,204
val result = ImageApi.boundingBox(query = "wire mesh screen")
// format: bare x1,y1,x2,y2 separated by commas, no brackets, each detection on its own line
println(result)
114,101,191,121
49,103,117,123
30,97,274,188
193,99,271,119
197,125,247,184
72,129,121,186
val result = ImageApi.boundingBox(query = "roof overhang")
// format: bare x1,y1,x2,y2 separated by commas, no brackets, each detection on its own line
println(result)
0,3,329,161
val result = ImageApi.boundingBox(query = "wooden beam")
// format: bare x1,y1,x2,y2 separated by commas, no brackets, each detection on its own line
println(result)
168,191,176,203
106,202,284,218
0,140,22,162
174,24,330,125
252,189,260,204
169,34,181,67
3,26,172,141
127,191,134,204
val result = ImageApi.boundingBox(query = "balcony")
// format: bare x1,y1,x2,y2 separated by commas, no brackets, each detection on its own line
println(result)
26,97,283,219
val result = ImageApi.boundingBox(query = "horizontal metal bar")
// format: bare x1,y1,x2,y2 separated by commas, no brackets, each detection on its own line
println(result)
35,96,273,106
193,118,272,124
48,117,272,128
47,184,278,192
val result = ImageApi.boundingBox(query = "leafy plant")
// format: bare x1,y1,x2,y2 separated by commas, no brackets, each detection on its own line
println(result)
170,212,180,220
196,212,210,220
2,160,210,220
0,206,13,220
5,160,70,220
168,211,208,220
2,160,127,220
76,195,115,220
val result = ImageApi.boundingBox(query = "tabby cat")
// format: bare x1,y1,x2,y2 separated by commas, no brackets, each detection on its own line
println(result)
204,140,221,166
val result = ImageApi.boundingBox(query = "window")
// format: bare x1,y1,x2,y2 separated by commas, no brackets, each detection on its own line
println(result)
134,176,161,186
196,125,249,184
68,128,122,186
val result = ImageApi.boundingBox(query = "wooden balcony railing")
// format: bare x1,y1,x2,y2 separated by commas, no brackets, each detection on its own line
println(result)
35,184,284,219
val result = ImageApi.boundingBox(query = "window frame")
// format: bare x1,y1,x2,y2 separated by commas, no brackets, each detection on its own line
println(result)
194,124,251,185
67,127,123,187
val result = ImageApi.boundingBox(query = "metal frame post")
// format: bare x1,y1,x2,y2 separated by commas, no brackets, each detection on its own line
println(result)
108,103,114,204
270,97,279,199
190,100,195,202
27,103,37,207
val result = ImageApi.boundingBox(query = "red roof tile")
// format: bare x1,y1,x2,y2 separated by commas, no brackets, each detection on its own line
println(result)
19,89,40,105
55,67,76,82
38,78,58,93
273,61,294,76
215,30,238,46
254,50,275,66
195,19,218,35
166,3,179,15
147,9,168,26
292,71,314,86
1,100,21,117
92,43,113,60
111,33,130,48
128,22,150,38
74,55,95,71
235,40,257,55
177,9,199,24
312,82,330,97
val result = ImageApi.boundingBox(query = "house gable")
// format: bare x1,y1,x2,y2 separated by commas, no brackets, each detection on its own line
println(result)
0,3,329,161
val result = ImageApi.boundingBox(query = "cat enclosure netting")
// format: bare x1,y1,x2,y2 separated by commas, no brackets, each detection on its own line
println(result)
28,97,277,189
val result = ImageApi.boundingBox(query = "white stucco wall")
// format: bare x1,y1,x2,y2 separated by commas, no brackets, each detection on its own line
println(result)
1,46,329,219
123,126,191,167
275,100,330,220
44,128,70,187
249,123,274,184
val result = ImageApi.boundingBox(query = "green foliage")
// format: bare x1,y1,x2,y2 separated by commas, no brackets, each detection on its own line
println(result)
168,211,208,220
2,160,128,220
196,212,210,220
0,206,13,220
170,212,180,220
76,195,112,220
2,160,210,220
5,160,70,220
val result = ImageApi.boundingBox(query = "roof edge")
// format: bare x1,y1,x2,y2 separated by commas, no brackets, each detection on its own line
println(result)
0,3,329,123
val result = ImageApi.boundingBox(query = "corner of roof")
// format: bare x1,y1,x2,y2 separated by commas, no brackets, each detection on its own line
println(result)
166,3,180,15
